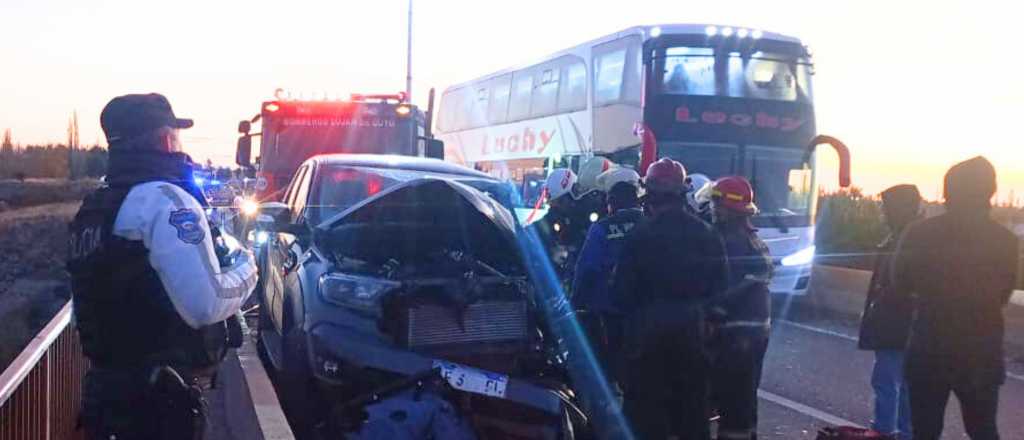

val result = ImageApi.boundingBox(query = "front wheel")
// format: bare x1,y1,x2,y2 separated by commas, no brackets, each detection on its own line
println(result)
276,315,322,439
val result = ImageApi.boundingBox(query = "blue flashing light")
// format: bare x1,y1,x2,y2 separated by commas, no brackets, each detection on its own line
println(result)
210,179,221,185
194,177,205,186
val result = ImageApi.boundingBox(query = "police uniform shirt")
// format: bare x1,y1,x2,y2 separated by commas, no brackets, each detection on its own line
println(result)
110,182,257,328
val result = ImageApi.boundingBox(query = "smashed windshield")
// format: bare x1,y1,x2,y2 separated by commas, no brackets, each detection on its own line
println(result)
310,165,521,225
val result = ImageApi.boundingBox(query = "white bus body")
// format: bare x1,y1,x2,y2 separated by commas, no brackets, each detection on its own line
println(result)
437,24,819,294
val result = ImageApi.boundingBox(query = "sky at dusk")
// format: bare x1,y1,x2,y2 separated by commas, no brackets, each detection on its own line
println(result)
1,0,1021,201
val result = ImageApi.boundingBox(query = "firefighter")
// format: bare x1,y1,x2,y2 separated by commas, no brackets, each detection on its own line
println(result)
544,159,610,283
68,94,258,440
705,176,773,440
612,158,729,440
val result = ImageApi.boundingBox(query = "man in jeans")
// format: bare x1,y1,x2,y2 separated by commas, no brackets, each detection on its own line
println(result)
858,184,922,439
892,157,1020,439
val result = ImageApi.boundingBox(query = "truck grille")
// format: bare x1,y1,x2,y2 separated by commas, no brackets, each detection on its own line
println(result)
405,301,529,348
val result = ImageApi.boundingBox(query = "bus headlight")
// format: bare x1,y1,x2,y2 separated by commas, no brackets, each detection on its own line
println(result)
781,245,816,267
240,198,260,217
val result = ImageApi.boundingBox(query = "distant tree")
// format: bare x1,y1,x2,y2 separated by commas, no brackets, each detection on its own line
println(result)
1,129,12,178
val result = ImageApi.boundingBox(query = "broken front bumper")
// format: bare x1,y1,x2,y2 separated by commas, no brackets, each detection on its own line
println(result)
307,323,567,417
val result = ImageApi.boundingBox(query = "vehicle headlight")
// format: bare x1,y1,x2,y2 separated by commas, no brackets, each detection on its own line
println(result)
240,198,260,217
320,273,401,315
254,230,269,245
781,245,816,267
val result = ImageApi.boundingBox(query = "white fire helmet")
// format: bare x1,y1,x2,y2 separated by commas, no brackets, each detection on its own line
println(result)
687,173,714,210
596,167,641,193
546,168,578,202
576,157,613,196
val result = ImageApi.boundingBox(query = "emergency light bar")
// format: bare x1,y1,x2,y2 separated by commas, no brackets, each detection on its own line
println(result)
272,88,408,103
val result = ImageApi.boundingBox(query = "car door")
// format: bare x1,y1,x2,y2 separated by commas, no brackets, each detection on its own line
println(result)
267,165,310,334
276,163,314,334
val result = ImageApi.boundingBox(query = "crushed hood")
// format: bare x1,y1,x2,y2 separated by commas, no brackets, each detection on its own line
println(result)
318,178,519,264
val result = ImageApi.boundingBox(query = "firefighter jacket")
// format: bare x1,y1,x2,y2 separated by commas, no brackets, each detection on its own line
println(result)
612,206,729,354
713,221,773,334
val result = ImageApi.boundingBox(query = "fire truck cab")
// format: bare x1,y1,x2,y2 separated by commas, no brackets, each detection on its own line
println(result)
235,90,444,202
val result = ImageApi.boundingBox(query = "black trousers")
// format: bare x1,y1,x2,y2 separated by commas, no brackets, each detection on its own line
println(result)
79,367,210,440
623,348,709,440
711,331,769,440
906,363,1002,440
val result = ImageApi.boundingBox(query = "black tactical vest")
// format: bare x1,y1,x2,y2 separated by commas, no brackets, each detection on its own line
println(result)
68,185,227,371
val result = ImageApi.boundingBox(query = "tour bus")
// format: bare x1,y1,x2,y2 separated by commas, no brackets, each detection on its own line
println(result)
435,24,851,295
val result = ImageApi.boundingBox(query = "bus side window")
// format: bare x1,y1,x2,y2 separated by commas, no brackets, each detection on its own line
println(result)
509,71,534,121
531,68,559,117
558,60,587,113
594,49,626,105
487,75,512,124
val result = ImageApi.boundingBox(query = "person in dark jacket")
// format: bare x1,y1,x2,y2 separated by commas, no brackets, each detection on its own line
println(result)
858,184,922,439
612,158,729,440
705,176,774,440
573,167,643,371
891,157,1020,440
572,167,643,436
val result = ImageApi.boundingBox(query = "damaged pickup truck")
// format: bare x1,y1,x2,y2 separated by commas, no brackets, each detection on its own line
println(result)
253,155,584,439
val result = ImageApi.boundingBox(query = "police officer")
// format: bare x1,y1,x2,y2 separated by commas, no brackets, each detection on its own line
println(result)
705,177,773,440
572,167,643,417
612,158,729,440
68,93,258,440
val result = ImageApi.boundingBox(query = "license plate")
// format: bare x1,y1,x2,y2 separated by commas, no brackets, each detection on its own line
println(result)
433,360,508,398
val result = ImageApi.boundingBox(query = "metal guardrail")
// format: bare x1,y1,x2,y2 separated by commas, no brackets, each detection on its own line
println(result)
0,302,87,440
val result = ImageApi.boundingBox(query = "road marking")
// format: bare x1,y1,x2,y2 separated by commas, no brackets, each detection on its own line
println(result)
777,320,1024,383
777,319,858,342
758,389,863,428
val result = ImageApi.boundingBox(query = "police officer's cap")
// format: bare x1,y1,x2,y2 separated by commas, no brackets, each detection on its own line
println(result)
101,93,193,146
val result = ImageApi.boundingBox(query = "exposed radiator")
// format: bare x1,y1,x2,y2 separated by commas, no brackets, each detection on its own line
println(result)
405,301,529,348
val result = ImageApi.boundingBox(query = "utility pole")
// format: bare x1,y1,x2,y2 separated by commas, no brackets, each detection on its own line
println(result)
405,0,413,102
67,111,79,180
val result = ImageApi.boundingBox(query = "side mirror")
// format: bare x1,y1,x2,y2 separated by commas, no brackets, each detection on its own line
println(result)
236,136,252,168
255,201,289,228
425,138,445,160
804,134,851,188
238,120,252,134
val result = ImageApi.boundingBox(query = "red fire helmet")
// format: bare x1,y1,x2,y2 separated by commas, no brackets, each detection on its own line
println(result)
710,176,758,215
643,158,688,195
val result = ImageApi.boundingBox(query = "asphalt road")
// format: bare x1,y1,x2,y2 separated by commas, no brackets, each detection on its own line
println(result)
757,302,1024,439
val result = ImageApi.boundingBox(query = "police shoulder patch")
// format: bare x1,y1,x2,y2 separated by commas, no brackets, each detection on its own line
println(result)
168,208,206,245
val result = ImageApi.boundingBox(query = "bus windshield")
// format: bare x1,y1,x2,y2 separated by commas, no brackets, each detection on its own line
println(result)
658,46,813,102
659,143,815,226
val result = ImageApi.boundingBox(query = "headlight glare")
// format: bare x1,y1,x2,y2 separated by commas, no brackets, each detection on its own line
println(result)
781,245,816,267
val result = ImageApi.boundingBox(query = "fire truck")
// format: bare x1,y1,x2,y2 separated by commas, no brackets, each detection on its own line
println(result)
235,90,443,202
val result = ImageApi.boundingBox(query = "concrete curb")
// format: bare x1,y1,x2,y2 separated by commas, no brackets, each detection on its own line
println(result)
237,336,295,440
